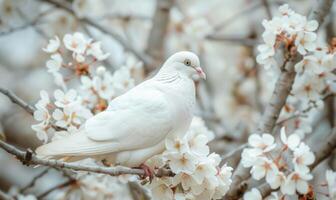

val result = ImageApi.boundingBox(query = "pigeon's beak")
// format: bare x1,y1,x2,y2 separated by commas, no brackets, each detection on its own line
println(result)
195,67,206,80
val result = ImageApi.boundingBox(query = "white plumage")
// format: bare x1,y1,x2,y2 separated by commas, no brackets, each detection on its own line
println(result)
36,51,206,167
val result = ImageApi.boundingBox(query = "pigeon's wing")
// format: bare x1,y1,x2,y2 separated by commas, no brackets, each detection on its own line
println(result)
84,84,173,151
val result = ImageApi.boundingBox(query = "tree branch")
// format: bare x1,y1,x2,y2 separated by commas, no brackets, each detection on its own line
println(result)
261,0,272,19
0,189,13,200
0,87,35,115
37,179,75,199
0,140,173,178
40,0,155,68
145,0,174,72
20,168,50,193
225,0,335,199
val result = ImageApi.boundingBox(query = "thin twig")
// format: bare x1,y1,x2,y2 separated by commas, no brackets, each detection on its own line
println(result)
221,144,247,163
20,168,50,193
0,7,53,37
0,140,173,178
37,179,75,199
0,87,35,115
209,2,263,34
206,35,258,46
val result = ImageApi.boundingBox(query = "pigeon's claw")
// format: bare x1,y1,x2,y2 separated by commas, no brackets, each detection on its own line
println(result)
138,163,154,182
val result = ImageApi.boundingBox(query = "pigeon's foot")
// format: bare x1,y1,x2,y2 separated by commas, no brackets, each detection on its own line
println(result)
137,163,154,182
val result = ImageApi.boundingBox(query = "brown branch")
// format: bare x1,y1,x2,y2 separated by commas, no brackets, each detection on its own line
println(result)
261,0,272,19
40,0,155,68
208,2,263,34
0,87,35,115
226,0,335,199
206,35,258,46
0,189,13,200
226,57,298,200
37,179,75,199
308,0,335,29
0,140,173,178
20,168,50,193
145,0,174,72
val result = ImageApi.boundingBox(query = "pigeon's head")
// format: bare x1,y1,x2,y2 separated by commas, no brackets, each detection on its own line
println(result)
161,51,206,80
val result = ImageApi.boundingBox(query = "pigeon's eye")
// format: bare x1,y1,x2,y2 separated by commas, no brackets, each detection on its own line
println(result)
184,59,191,66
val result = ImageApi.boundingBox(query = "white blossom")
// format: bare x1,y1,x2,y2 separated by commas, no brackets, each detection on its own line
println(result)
166,152,197,174
248,133,276,152
54,89,77,108
46,53,62,73
243,188,262,200
63,32,88,54
43,36,60,53
250,157,278,181
280,127,300,150
292,143,315,172
282,170,312,195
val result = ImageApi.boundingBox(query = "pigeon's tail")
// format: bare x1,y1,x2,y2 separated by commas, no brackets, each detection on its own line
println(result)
35,131,119,159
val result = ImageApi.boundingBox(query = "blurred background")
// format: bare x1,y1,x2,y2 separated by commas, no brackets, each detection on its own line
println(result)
0,0,335,199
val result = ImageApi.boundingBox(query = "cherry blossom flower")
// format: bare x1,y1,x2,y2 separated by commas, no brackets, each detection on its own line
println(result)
54,89,77,108
292,74,323,103
43,36,60,53
241,148,263,168
282,170,313,195
280,127,300,150
31,122,49,143
213,165,233,199
248,133,276,152
165,137,189,154
243,188,262,200
150,178,174,200
172,172,198,191
250,157,278,180
52,106,81,128
52,72,67,91
257,4,319,71
166,152,197,174
46,53,62,73
187,134,210,156
266,170,286,190
292,143,315,172
295,32,316,55
191,160,217,184
63,32,88,54
86,41,110,61
35,90,50,109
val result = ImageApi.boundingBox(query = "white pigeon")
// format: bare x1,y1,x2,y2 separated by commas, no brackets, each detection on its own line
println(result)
36,51,206,170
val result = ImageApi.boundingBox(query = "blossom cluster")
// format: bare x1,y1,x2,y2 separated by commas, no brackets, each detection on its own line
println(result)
293,44,336,108
257,4,336,110
257,4,318,71
32,32,138,143
146,117,233,200
242,127,315,199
